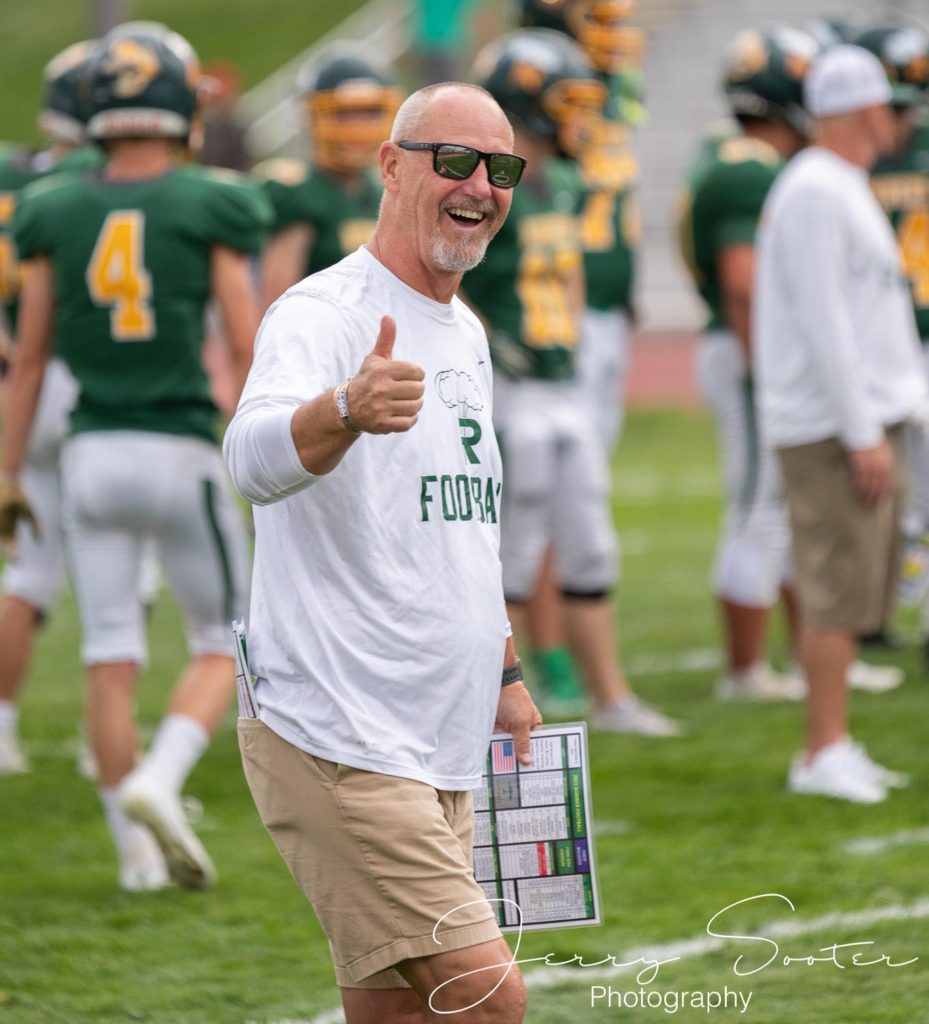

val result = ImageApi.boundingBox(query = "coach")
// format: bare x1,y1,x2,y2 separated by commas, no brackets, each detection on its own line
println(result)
224,82,540,1023
754,45,927,804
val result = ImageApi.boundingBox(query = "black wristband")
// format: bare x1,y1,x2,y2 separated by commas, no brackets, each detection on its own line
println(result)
501,659,523,687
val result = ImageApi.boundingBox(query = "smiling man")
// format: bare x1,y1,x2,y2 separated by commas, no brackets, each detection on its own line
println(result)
224,83,541,1024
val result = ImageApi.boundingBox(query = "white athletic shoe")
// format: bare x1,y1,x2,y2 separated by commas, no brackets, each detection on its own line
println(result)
591,697,684,737
846,741,910,790
715,663,806,702
0,731,29,775
119,825,170,893
119,770,217,890
788,738,887,804
847,660,904,694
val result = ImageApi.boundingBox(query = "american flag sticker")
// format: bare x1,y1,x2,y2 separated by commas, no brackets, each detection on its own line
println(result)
492,739,517,774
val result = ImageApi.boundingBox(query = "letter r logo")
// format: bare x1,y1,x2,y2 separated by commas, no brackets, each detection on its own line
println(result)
459,418,482,464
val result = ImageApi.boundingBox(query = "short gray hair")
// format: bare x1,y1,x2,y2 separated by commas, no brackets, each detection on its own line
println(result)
390,82,510,142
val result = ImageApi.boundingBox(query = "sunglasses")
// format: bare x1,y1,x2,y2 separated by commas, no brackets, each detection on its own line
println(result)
397,141,527,189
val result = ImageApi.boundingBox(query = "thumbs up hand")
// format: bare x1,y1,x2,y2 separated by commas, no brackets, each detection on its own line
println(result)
346,316,425,434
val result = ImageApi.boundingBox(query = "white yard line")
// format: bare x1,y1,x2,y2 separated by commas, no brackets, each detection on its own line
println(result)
626,648,721,675
594,819,634,837
844,828,929,856
302,895,929,1022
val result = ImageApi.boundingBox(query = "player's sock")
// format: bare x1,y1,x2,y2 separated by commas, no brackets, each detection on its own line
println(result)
534,647,585,702
141,714,209,794
0,700,19,733
100,787,137,847
0,700,28,773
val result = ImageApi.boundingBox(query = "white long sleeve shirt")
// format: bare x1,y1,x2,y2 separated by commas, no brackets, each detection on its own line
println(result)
223,247,509,790
754,147,926,450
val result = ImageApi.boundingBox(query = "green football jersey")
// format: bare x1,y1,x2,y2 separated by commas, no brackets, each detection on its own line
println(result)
464,158,585,381
871,117,929,341
13,162,271,443
574,115,639,312
0,145,104,328
256,157,382,276
0,145,38,327
678,129,783,331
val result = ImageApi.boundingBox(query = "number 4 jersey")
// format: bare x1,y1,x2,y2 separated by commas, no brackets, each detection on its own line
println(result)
12,162,271,442
871,115,929,343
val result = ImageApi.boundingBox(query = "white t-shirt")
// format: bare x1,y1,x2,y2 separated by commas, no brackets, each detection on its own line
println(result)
224,247,509,790
754,147,927,449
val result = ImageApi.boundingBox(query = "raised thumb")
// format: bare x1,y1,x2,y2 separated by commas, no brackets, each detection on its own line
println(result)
372,315,396,360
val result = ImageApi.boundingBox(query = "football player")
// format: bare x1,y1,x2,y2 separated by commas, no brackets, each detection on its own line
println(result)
466,28,681,735
517,1,643,707
860,24,929,654
678,27,818,701
0,41,100,775
0,22,270,891
257,48,402,306
520,0,642,453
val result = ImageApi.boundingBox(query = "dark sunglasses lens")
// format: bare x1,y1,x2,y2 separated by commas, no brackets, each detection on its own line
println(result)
435,146,480,180
487,155,524,188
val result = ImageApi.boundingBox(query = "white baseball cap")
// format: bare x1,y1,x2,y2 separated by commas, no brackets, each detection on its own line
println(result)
804,44,892,117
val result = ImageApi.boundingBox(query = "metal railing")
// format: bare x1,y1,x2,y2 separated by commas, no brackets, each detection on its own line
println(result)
238,0,414,160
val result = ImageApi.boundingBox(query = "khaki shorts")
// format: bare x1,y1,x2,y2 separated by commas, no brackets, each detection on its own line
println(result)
238,719,501,989
777,428,905,633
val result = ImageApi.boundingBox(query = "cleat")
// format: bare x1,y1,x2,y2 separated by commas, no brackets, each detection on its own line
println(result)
847,660,903,693
847,741,910,790
119,770,216,890
119,825,170,893
591,697,684,737
788,738,887,804
716,663,805,702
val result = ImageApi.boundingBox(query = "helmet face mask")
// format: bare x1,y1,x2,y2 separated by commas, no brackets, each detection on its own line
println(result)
473,29,606,156
542,76,609,155
298,51,402,174
84,23,201,143
521,0,644,75
565,1,645,74
307,82,401,173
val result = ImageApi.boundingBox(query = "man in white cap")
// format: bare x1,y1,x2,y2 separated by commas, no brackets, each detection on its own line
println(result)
754,45,928,803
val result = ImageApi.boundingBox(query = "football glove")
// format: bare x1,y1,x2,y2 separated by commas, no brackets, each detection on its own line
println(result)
0,478,39,558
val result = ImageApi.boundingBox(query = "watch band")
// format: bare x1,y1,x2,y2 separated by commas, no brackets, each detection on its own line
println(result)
501,659,523,687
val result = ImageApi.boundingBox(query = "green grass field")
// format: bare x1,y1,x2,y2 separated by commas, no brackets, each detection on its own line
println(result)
2,407,928,1024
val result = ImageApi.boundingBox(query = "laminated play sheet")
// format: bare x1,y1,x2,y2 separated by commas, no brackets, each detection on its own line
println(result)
473,723,601,932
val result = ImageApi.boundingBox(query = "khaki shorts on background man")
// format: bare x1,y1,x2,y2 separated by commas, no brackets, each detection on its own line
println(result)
777,426,905,633
238,718,502,989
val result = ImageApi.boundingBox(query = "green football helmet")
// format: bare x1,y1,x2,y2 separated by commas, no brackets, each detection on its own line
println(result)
723,27,819,137
296,48,402,173
83,22,201,141
853,26,929,107
472,28,607,155
519,0,644,76
38,40,97,145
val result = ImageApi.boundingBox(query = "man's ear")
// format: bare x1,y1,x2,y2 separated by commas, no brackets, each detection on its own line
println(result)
380,140,401,194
